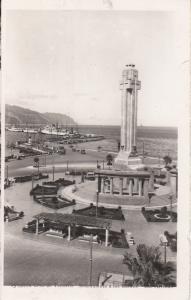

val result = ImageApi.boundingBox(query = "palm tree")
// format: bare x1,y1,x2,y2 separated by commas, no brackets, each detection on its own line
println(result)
163,155,172,167
123,244,176,287
106,154,113,169
34,157,40,174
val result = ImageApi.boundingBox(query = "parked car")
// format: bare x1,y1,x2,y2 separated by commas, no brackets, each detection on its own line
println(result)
81,149,86,154
85,172,95,181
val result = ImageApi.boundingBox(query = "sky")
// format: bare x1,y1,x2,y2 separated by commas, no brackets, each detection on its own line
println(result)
4,10,188,126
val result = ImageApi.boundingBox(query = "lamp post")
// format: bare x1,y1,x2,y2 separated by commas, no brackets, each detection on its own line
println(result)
32,174,34,190
96,190,99,218
176,171,178,198
6,165,9,181
52,166,55,182
52,154,55,181
169,194,173,221
159,234,168,264
89,234,93,286
164,242,167,265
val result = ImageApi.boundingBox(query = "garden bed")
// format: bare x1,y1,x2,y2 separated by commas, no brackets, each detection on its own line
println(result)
141,206,177,222
33,195,76,209
15,173,49,183
30,184,58,196
72,204,125,220
42,178,75,187
4,206,24,222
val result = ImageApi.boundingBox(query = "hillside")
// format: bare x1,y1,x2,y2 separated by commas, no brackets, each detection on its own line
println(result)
5,104,77,126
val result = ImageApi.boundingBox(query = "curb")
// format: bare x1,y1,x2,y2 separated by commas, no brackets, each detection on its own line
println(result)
62,185,177,211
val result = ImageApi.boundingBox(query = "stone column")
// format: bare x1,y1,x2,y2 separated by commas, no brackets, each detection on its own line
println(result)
123,177,128,190
35,218,39,235
119,178,123,195
149,172,154,192
67,225,71,241
110,177,114,194
143,179,149,197
105,228,109,247
138,179,142,196
166,171,171,186
120,86,127,150
133,85,138,148
129,179,133,196
133,178,138,194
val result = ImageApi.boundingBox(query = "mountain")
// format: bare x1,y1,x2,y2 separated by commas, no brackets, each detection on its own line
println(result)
5,104,77,126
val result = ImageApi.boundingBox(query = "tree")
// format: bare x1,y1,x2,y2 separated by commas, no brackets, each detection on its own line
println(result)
34,157,40,174
123,244,176,287
117,141,120,152
163,155,172,167
106,154,113,169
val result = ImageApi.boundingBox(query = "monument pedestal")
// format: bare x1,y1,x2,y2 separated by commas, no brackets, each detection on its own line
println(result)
114,151,144,170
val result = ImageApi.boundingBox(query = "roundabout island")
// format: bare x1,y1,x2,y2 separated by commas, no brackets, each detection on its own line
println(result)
61,169,177,210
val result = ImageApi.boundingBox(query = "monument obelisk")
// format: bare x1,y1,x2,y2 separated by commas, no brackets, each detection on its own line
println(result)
114,64,143,170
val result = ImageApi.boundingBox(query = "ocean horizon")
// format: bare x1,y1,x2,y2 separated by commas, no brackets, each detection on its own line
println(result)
6,124,177,159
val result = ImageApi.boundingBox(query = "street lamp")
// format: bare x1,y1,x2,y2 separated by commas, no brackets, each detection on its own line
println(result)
89,234,93,286
159,233,168,264
168,194,173,221
96,190,99,218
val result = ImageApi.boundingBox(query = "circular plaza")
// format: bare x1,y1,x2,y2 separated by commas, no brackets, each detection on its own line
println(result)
62,171,177,210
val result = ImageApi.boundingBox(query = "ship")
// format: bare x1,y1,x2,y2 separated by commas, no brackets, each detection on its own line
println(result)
40,125,80,137
7,126,24,132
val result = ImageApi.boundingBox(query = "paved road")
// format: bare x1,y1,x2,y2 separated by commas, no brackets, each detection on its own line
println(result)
4,175,129,286
4,152,177,286
4,229,128,286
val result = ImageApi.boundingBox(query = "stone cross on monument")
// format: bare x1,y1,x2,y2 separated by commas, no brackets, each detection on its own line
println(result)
114,64,143,170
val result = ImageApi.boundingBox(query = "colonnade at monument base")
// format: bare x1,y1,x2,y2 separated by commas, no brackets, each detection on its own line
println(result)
96,169,154,200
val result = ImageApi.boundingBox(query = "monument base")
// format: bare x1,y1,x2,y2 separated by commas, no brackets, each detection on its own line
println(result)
114,151,144,170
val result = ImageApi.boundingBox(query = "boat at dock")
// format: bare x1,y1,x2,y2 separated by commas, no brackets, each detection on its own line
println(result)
7,126,24,132
40,125,76,137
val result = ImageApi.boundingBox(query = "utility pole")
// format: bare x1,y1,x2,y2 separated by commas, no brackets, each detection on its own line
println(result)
164,242,167,264
176,172,178,198
32,174,34,190
52,166,55,182
96,191,99,218
169,194,173,221
89,234,93,286
6,165,9,181
52,154,55,181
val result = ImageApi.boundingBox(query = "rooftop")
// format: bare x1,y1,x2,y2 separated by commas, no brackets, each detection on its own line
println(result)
33,212,112,229
95,169,150,178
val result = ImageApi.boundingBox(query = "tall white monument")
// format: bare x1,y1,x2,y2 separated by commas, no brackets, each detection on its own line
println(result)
114,64,143,170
